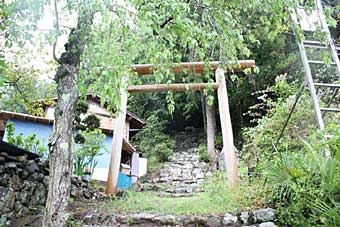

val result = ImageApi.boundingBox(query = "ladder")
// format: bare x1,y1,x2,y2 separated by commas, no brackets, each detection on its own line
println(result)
291,0,340,130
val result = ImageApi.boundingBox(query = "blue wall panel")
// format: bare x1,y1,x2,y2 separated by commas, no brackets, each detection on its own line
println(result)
3,119,53,148
95,135,112,168
118,172,132,189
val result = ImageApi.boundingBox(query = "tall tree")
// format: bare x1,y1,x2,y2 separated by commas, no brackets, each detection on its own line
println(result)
42,8,94,227
0,63,56,116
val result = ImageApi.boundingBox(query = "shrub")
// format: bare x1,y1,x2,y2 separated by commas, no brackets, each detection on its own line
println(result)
264,125,340,226
197,144,211,163
5,121,48,157
133,113,175,170
242,77,316,168
73,128,107,176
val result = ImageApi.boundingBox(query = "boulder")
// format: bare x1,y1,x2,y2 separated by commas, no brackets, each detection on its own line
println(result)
17,190,31,205
70,185,78,198
31,172,41,181
222,213,238,225
253,208,276,223
25,161,39,174
0,174,10,186
0,186,15,213
43,176,49,187
9,175,22,191
4,162,17,170
240,211,250,225
259,222,277,227
14,200,23,213
31,183,47,206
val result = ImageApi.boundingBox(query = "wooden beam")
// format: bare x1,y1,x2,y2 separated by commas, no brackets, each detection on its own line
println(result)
215,67,239,188
131,60,255,75
106,77,128,195
128,83,219,93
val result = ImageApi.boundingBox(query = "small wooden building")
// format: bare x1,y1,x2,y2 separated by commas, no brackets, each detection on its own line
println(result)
0,94,146,187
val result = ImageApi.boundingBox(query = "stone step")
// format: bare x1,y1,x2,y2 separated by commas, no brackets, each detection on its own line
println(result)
75,208,277,227
143,131,211,195
154,192,195,198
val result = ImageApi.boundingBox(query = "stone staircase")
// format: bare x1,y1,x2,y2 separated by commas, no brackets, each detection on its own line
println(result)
145,130,212,194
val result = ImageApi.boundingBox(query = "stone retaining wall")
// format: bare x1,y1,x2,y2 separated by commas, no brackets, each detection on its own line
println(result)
0,158,49,225
73,208,277,227
0,156,100,226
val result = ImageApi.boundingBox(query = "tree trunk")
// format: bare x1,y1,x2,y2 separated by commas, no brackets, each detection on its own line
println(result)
201,93,207,132
42,11,93,227
205,96,217,169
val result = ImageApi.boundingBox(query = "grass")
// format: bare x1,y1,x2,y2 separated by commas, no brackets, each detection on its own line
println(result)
109,191,236,215
106,173,266,215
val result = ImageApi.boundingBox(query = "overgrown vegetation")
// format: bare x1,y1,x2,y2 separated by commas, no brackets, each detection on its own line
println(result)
264,125,340,226
197,131,223,163
242,76,316,168
241,76,340,226
5,121,48,156
132,113,175,171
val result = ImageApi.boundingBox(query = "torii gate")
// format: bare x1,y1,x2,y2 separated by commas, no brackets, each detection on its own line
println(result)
106,60,255,195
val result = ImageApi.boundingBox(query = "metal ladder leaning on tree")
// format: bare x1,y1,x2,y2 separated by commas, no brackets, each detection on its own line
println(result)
277,0,340,156
293,0,340,125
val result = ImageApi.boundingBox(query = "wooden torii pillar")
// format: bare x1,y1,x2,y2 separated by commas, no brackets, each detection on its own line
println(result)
216,67,239,187
106,77,128,195
106,61,254,195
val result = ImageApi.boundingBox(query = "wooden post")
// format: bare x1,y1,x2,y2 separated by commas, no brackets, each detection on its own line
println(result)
205,97,217,169
215,67,239,188
106,77,128,195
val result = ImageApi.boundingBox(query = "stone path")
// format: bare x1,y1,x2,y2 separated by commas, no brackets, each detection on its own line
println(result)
145,131,212,194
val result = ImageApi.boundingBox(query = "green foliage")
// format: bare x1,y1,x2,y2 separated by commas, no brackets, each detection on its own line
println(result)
73,100,101,145
242,77,316,168
205,172,267,211
82,114,100,130
0,62,56,116
197,144,211,163
66,217,78,227
74,100,89,125
72,99,107,175
133,113,175,170
78,0,307,113
5,121,48,157
73,128,107,176
108,173,265,214
264,126,340,226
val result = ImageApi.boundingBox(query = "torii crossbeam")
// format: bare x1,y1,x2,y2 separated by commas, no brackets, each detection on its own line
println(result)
106,60,255,195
